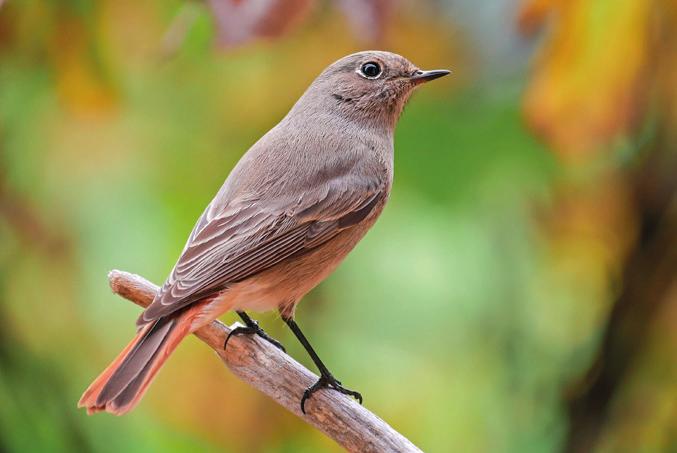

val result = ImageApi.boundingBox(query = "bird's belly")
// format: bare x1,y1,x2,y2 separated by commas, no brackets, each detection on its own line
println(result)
190,197,387,328
226,220,376,316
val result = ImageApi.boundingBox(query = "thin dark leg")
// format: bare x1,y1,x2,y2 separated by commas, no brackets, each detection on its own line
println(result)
283,317,362,414
224,311,285,352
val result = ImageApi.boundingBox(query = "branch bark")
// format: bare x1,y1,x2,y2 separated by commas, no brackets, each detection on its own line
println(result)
107,269,421,453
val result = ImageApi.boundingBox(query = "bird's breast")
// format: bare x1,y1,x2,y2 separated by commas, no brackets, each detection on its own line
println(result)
228,196,388,316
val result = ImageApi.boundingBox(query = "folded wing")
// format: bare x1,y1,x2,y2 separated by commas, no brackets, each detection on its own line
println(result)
138,176,385,326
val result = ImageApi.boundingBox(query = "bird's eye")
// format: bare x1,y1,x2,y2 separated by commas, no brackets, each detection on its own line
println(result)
359,62,382,79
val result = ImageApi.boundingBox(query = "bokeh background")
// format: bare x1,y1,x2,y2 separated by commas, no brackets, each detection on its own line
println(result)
1,0,675,451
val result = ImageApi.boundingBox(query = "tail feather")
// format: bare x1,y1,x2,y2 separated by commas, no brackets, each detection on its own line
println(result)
78,326,146,414
95,318,175,408
79,311,195,415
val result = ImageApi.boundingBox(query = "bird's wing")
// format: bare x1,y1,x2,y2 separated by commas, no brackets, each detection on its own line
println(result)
138,177,385,325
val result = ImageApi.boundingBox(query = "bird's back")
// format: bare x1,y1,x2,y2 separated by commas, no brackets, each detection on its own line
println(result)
213,104,395,214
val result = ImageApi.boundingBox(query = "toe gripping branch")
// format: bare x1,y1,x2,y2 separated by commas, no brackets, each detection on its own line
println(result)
223,311,363,414
224,312,286,352
301,372,363,414
282,316,363,414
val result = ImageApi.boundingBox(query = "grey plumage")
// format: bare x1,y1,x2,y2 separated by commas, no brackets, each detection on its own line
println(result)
79,50,449,415
139,50,422,325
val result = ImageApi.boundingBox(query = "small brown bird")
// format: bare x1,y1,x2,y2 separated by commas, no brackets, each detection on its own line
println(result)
79,50,449,415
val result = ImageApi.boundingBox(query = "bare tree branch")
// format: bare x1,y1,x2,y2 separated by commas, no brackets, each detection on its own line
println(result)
107,269,421,453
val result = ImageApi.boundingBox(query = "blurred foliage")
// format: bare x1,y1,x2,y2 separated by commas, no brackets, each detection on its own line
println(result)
0,0,675,452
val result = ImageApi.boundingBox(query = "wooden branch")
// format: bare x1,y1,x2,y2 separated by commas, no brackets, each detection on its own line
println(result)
107,270,421,453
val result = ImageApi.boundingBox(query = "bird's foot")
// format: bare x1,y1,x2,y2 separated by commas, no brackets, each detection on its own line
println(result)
300,372,362,414
224,319,286,352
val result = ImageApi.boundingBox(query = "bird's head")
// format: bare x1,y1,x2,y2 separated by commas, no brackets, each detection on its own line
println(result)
303,50,450,129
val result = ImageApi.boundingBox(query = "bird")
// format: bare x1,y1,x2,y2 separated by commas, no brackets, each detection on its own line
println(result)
79,50,449,416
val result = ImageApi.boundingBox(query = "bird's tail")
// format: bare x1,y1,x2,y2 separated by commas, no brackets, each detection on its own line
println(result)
78,308,198,415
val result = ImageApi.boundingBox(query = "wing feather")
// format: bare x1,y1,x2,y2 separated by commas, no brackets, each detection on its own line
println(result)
138,183,384,325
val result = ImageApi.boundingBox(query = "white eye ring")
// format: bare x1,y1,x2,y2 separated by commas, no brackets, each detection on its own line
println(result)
357,62,383,79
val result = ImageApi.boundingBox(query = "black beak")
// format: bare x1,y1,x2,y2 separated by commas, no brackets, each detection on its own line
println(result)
410,69,451,83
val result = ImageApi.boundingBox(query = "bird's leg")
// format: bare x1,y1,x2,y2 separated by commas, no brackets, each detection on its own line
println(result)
282,316,363,414
224,311,286,352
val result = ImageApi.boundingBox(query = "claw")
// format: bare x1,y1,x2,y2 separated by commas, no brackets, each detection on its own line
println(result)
300,373,363,414
224,323,286,353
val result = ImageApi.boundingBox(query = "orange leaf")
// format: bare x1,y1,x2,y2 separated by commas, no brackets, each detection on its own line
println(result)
521,0,653,159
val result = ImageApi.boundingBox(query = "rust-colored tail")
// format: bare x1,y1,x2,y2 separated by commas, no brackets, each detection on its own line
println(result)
78,312,193,415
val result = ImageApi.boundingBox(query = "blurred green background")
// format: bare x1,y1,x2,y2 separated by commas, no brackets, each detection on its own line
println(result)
1,0,675,451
